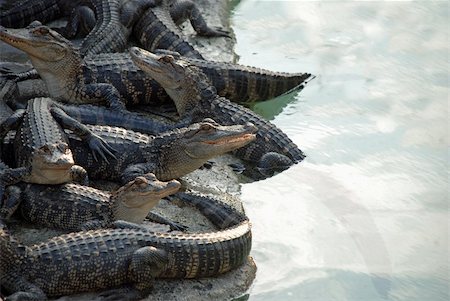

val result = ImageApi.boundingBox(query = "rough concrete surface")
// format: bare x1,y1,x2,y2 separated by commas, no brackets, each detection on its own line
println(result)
0,0,257,300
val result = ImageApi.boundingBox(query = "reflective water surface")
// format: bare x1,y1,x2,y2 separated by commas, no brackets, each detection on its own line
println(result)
231,1,449,300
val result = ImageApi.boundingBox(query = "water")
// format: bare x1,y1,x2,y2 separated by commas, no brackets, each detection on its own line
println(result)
230,1,449,300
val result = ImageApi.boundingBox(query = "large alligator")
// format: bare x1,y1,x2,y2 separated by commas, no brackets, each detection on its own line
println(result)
130,47,306,177
133,0,230,59
0,97,115,184
1,173,182,231
0,23,312,109
0,191,251,300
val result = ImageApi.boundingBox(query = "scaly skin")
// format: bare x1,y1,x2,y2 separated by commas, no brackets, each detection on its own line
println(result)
0,0,138,56
1,173,181,231
130,47,306,177
0,24,312,109
0,191,251,300
0,97,115,184
66,120,257,183
133,0,231,60
0,79,29,203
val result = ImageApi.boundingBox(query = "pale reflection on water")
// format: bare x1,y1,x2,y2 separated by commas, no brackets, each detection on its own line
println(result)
231,1,448,300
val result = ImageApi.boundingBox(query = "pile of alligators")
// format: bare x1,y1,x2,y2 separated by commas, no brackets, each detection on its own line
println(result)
0,0,314,300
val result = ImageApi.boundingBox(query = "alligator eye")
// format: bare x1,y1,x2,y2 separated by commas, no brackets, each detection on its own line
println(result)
134,177,148,185
144,173,157,181
200,123,213,131
159,55,174,63
37,27,50,35
40,145,51,153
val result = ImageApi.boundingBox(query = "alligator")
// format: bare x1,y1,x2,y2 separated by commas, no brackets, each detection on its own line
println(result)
67,119,257,183
0,23,312,109
133,0,230,60
0,190,251,300
0,173,182,231
130,47,306,177
0,97,116,184
0,0,145,57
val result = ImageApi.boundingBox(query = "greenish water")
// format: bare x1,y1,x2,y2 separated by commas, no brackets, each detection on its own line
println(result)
231,1,449,301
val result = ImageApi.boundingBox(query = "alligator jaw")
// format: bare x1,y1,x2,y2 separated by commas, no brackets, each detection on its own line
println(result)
0,25,68,62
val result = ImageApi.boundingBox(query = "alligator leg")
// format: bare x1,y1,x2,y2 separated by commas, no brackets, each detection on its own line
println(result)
169,0,231,38
70,165,89,185
83,83,127,111
59,6,96,39
50,106,117,162
120,0,162,28
130,246,168,292
97,247,169,301
146,211,188,231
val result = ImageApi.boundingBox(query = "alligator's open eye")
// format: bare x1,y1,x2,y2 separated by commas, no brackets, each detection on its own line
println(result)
144,173,157,181
57,143,68,153
200,123,213,131
40,145,51,153
159,55,174,63
134,177,148,186
33,26,49,35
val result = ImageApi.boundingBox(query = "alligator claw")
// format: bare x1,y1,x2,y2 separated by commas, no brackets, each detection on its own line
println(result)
88,134,118,163
168,221,188,232
228,163,246,174
212,26,232,38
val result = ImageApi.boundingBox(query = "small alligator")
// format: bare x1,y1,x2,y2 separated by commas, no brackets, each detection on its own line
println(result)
0,23,312,109
1,173,181,231
0,97,115,184
0,191,251,300
67,119,257,183
133,0,230,59
130,47,306,177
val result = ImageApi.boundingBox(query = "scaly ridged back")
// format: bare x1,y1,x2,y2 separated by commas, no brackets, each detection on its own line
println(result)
133,2,204,59
25,222,250,296
15,98,68,165
208,96,305,163
80,0,126,57
20,183,113,230
192,59,313,102
0,0,61,28
83,53,169,105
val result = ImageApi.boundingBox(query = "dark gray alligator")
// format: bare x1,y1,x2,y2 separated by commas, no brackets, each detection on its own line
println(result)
0,23,312,109
0,97,115,184
133,0,230,59
1,173,181,231
0,191,251,300
130,47,306,178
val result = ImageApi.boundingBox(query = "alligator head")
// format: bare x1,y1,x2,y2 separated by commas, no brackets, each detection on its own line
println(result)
0,22,81,97
153,119,257,180
113,173,181,223
26,142,75,184
130,46,210,116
